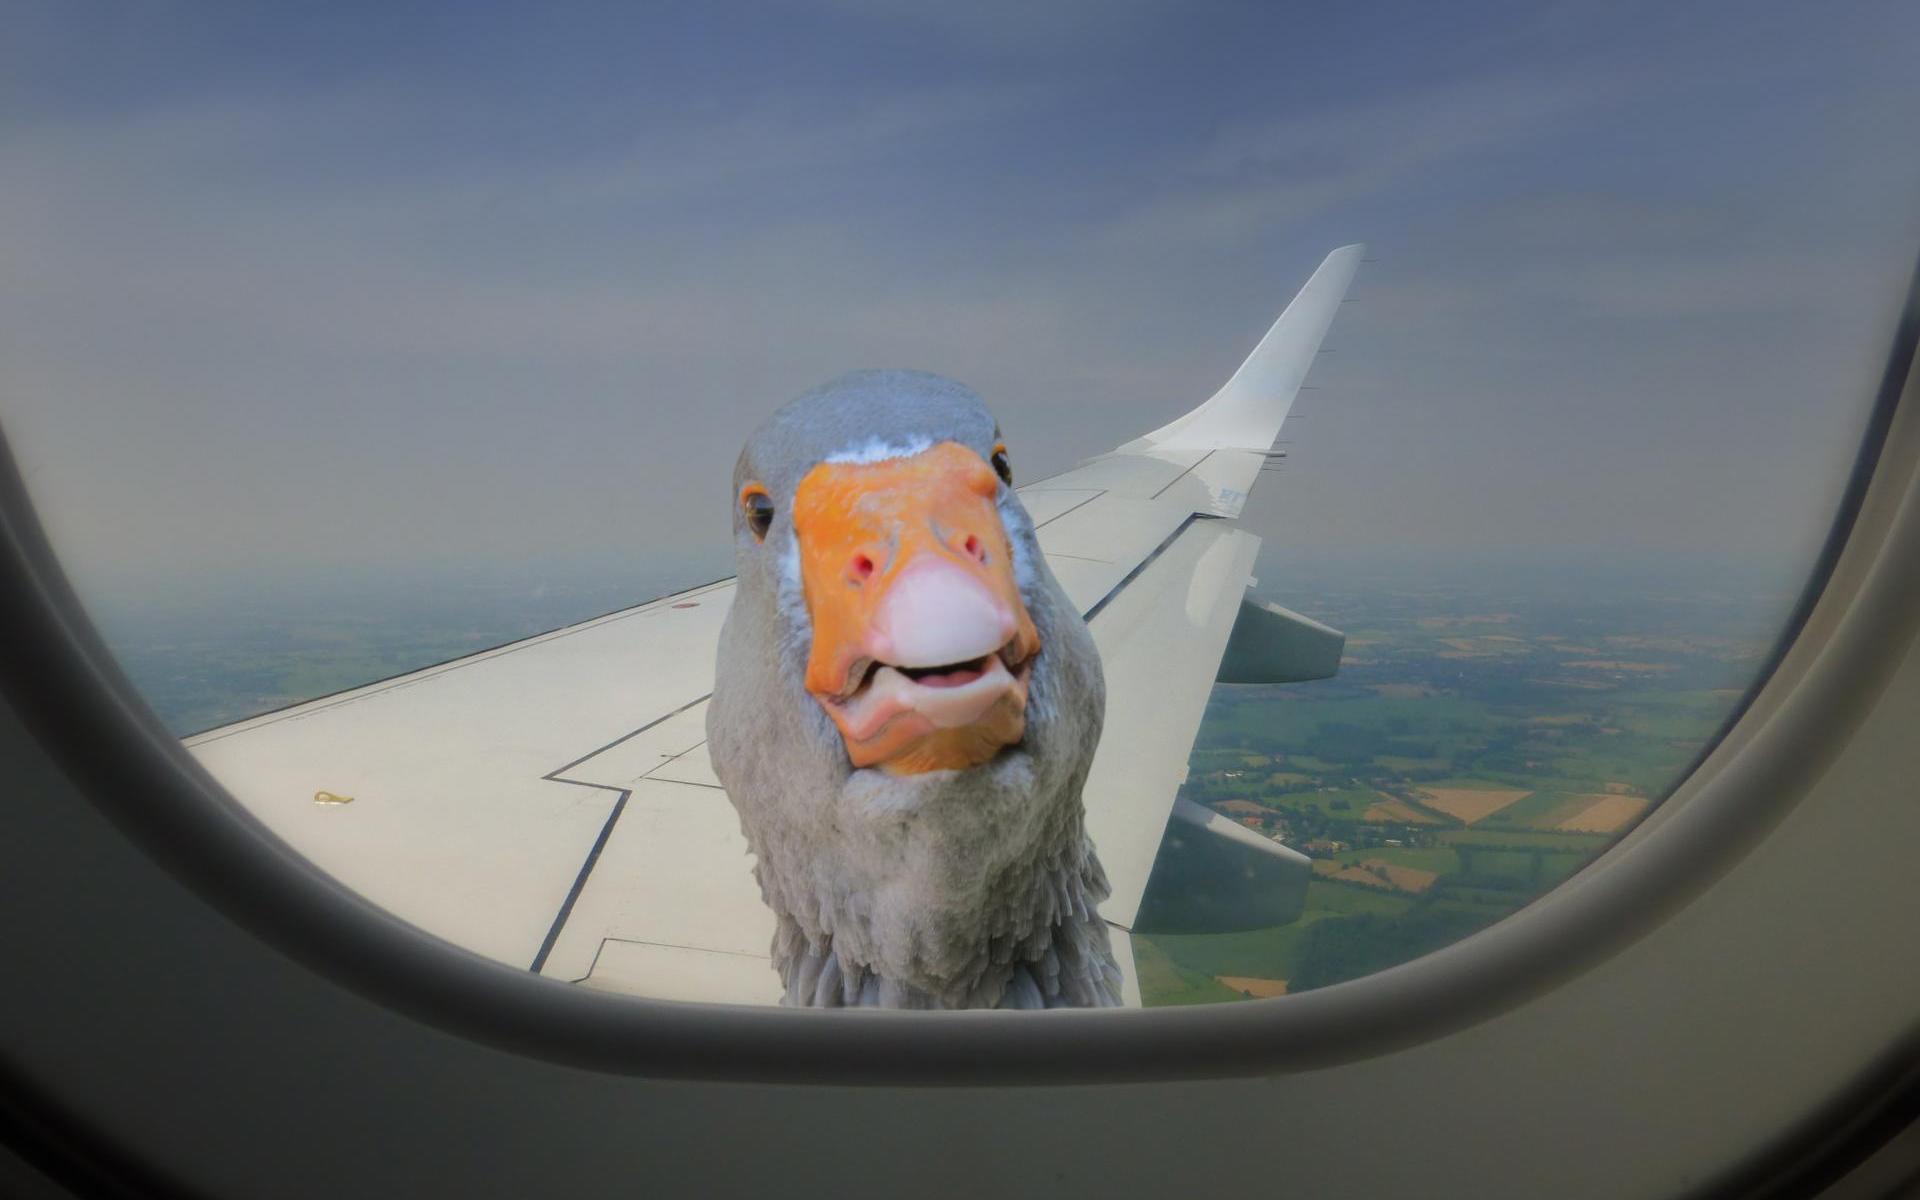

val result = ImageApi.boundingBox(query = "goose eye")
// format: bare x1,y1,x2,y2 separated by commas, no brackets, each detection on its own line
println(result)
741,485,775,541
990,444,1012,486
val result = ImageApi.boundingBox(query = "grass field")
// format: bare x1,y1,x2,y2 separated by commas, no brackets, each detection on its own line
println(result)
1327,846,1462,879
1276,787,1391,818
1477,790,1603,830
1131,935,1247,1006
1140,560,1787,1006
1361,797,1445,825
1557,794,1651,833
1323,860,1441,893
1438,828,1613,851
1135,880,1417,1000
1416,786,1532,824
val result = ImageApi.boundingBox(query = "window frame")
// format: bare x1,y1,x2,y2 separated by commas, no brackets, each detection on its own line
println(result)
0,256,1915,1087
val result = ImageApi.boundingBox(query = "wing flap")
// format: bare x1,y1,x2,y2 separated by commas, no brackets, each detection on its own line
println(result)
1132,797,1313,934
1217,595,1346,684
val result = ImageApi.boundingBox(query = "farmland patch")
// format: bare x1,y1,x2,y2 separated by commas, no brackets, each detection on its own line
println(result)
1416,786,1532,824
1362,796,1445,825
1557,793,1650,833
1216,976,1288,998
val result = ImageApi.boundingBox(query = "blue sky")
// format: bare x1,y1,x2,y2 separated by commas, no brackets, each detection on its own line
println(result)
3,1,1917,601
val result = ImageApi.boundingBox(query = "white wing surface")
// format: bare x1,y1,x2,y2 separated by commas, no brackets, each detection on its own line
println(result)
186,246,1364,1006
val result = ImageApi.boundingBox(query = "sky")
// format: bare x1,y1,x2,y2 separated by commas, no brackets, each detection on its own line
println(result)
3,0,1918,610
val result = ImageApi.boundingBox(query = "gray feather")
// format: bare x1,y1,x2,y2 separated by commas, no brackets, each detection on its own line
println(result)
707,371,1120,1009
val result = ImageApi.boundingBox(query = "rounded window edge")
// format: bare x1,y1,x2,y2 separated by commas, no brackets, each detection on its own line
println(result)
1,254,1917,1086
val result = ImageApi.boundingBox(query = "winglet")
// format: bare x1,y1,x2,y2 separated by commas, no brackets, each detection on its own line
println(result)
1120,244,1365,454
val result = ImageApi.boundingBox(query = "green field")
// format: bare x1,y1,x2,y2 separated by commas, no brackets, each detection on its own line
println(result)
1476,790,1601,830
1130,935,1247,1006
1328,846,1460,874
1438,828,1614,851
1134,881,1416,1003
1140,561,1786,1005
1273,787,1389,819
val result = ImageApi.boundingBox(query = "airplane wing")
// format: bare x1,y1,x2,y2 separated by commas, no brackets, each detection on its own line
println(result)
185,245,1366,1006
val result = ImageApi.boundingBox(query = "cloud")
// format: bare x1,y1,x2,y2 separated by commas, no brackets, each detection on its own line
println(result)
803,0,1170,54
1090,69,1634,249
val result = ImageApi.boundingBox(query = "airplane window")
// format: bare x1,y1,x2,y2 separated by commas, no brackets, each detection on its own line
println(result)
2,4,1915,1013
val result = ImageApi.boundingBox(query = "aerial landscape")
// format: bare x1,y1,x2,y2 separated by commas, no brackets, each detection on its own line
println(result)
1131,554,1797,1004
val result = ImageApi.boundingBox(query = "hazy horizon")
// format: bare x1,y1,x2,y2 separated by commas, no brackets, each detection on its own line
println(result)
92,541,1805,739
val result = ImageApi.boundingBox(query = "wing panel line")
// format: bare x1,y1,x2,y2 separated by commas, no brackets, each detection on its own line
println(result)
1149,450,1217,500
545,692,713,782
527,783,629,974
1024,488,1106,529
534,691,718,972
1079,515,1203,625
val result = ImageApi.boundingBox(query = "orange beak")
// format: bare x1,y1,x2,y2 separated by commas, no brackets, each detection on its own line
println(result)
791,441,1042,775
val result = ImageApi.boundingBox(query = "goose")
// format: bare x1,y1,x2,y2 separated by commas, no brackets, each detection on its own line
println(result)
706,370,1121,1009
